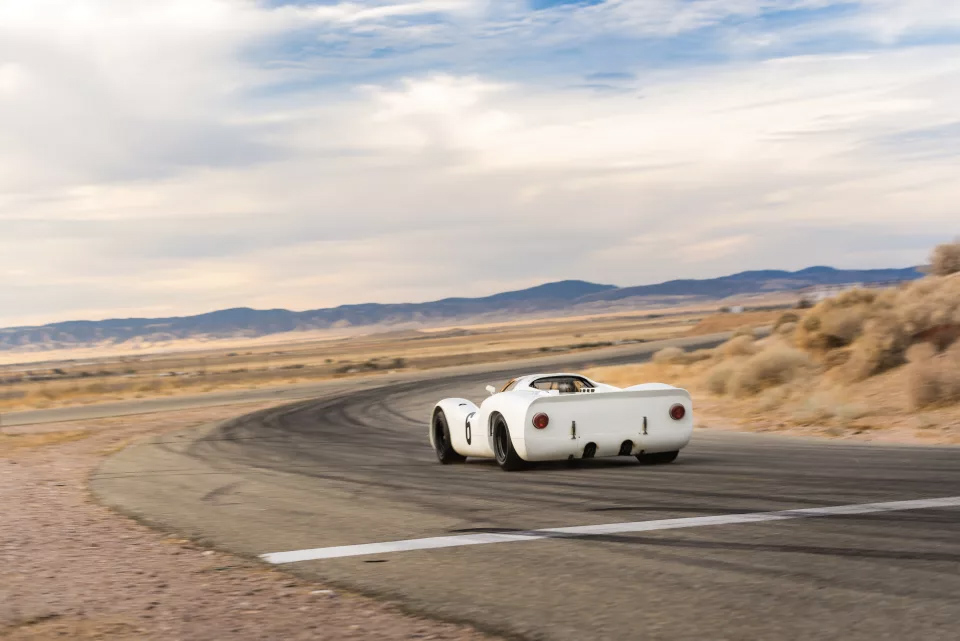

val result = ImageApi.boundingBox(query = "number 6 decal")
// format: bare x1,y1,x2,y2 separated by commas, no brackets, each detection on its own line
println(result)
465,412,475,445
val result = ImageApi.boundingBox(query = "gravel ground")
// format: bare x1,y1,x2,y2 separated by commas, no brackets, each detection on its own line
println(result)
0,407,494,641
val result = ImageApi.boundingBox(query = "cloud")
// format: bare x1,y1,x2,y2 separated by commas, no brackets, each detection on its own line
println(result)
0,0,959,327
680,235,755,264
294,0,486,23
832,0,960,43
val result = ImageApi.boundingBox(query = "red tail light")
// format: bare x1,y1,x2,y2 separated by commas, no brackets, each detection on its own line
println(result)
669,404,686,421
532,413,549,429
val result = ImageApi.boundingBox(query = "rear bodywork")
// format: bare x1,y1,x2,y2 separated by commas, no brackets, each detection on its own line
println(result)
516,387,691,460
430,374,692,462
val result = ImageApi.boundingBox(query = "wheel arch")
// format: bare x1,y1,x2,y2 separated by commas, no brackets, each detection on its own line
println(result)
432,398,478,455
485,394,534,458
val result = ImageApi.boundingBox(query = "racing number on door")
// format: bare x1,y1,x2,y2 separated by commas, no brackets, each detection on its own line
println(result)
465,412,475,445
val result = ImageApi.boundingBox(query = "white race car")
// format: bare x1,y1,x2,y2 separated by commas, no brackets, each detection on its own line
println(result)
430,373,692,471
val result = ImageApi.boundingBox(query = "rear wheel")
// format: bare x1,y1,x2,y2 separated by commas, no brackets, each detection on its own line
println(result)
433,409,466,464
636,450,679,465
493,417,527,472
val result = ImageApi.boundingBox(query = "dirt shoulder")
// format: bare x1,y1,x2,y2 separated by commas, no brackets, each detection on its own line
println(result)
0,405,495,641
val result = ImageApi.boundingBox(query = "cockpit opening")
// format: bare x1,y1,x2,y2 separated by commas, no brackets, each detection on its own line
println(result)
530,376,595,394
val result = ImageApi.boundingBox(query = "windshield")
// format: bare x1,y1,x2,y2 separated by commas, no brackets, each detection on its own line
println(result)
530,376,594,393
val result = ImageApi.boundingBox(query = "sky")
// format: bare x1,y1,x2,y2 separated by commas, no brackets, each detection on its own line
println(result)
1,0,959,327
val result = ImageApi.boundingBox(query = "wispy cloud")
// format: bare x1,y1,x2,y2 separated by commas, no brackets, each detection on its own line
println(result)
0,0,958,326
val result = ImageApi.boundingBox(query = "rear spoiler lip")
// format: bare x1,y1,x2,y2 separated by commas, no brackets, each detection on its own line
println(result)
528,387,691,407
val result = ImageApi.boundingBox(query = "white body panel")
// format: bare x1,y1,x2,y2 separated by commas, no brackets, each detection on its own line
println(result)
430,373,693,462
432,397,487,457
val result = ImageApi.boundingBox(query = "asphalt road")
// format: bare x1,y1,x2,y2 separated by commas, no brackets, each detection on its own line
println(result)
92,338,960,641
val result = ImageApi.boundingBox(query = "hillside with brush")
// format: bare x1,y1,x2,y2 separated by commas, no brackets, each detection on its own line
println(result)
585,241,960,444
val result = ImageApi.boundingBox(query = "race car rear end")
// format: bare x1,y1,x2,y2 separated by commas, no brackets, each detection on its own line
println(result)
512,386,692,462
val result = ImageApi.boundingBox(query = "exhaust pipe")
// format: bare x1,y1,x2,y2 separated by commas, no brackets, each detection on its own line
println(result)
582,443,597,459
618,440,633,456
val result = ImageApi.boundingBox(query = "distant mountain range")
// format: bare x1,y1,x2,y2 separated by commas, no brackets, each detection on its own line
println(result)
0,265,924,352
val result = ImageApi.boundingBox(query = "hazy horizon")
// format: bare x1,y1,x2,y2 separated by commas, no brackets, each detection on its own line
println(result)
2,261,924,329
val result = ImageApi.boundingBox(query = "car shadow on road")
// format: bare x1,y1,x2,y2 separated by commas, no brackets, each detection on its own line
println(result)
461,457,688,470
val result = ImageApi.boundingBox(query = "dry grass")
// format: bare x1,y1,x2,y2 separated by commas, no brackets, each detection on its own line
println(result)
0,430,90,451
0,309,713,412
586,353,960,443
721,335,759,358
775,321,797,337
842,312,911,381
900,275,960,342
790,393,838,425
908,343,960,408
653,347,690,365
789,393,868,426
796,289,879,351
584,360,703,391
792,250,960,383
774,311,801,330
929,239,960,276
1,618,140,641
822,348,852,370
582,242,960,443
705,362,736,395
727,346,813,397
686,310,784,336
906,342,937,363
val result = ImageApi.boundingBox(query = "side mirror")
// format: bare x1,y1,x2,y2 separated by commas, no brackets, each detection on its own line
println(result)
485,385,497,396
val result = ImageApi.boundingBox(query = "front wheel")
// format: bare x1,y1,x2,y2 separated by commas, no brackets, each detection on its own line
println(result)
493,417,527,472
433,409,466,464
636,450,679,465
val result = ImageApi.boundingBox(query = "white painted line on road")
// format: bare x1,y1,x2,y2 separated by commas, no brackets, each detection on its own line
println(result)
260,496,960,564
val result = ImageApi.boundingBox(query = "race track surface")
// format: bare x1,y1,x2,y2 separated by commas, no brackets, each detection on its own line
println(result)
93,341,960,641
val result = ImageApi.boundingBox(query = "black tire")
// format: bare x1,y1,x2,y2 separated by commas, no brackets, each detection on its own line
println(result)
656,450,679,464
492,416,527,471
636,450,679,465
635,452,657,465
433,409,466,464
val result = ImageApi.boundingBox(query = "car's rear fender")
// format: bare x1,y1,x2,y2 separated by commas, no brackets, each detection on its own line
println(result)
432,398,482,457
481,392,538,459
